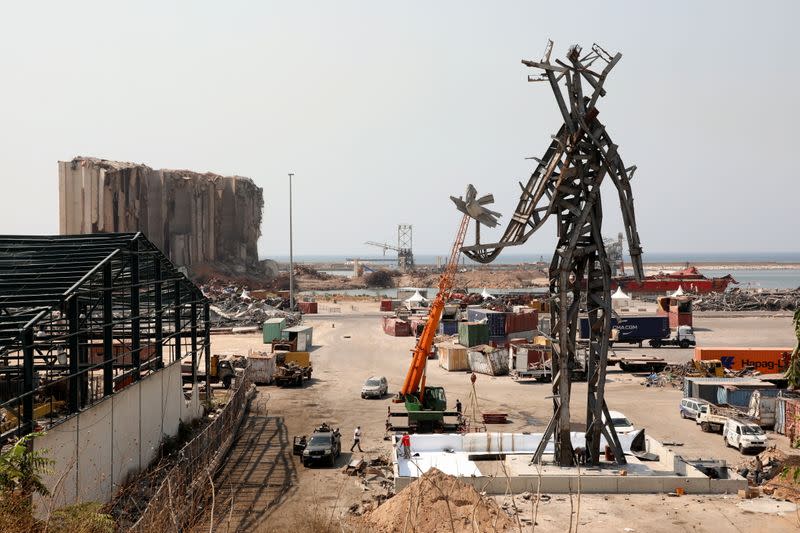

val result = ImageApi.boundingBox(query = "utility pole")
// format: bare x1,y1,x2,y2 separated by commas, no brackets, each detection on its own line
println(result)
288,172,295,311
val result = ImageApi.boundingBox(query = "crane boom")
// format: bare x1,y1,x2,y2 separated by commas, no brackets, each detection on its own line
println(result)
399,214,470,397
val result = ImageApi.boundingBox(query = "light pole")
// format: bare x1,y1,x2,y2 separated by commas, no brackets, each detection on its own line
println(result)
288,172,295,311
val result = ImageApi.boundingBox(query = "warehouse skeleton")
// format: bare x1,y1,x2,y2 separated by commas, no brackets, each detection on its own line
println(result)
454,42,644,466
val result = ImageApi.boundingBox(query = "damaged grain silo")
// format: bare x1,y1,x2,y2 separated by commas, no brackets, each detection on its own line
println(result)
58,156,264,274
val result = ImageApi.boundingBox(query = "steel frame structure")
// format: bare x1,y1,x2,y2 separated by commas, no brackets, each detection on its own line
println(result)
459,42,644,466
0,233,210,443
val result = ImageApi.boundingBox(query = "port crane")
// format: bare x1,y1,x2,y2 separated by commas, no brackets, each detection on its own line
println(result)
388,188,498,433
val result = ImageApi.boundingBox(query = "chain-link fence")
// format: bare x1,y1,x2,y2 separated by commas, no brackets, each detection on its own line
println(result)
128,367,253,532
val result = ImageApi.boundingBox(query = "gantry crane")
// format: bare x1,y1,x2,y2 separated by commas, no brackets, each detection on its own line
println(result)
365,224,415,272
387,188,498,433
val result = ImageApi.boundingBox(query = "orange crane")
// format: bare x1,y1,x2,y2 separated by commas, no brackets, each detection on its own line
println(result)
388,213,470,433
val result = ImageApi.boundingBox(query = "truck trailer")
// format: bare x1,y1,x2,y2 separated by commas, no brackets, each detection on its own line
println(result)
579,316,695,348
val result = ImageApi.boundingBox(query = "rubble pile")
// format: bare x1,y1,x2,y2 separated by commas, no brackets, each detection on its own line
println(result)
201,279,300,328
737,447,800,503
694,288,800,312
358,468,516,533
642,361,763,389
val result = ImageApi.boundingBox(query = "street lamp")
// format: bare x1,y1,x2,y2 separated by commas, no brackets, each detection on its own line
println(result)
288,172,295,311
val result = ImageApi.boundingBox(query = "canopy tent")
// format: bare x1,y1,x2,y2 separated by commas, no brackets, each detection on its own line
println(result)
480,288,495,300
671,286,685,297
405,290,428,304
611,286,631,300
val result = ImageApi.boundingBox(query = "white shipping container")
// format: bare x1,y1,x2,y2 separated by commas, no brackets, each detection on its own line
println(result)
468,347,509,376
248,353,276,384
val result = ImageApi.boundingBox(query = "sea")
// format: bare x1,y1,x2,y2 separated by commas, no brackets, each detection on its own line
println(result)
265,252,800,292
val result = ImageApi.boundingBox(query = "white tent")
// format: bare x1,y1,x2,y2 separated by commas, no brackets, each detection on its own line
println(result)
671,286,685,297
611,286,631,300
480,288,495,300
405,290,428,304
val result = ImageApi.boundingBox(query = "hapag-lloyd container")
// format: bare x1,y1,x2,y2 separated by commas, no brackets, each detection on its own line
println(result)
694,347,793,372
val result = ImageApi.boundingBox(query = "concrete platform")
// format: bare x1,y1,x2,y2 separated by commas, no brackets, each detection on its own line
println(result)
392,432,746,495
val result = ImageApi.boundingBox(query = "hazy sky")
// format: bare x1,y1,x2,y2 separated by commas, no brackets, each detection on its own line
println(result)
1,1,796,260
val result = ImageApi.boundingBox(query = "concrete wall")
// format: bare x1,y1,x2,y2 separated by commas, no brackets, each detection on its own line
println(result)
32,362,203,515
58,157,264,271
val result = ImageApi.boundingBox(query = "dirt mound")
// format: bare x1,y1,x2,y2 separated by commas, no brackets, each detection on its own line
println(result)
359,468,517,533
764,454,800,503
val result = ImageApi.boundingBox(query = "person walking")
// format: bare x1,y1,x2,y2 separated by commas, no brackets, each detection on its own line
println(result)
400,432,411,459
350,425,363,452
456,399,462,414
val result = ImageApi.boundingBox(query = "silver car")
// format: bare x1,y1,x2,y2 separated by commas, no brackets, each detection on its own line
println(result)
361,376,388,399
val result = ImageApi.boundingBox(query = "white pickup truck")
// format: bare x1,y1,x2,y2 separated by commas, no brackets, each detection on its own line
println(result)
696,404,740,433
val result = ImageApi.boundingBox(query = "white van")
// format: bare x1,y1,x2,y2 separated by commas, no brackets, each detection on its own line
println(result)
722,418,767,453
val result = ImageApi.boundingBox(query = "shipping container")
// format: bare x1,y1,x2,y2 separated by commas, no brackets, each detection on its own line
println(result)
281,325,313,351
262,317,286,344
579,316,670,344
694,347,793,373
656,296,693,327
437,343,470,371
507,330,536,342
248,353,276,384
715,385,778,407
509,345,549,371
380,299,394,312
298,301,318,314
438,320,459,336
682,377,770,400
467,345,509,376
775,396,800,440
458,322,490,348
505,310,538,334
87,341,155,366
466,309,507,337
748,389,778,428
383,317,411,337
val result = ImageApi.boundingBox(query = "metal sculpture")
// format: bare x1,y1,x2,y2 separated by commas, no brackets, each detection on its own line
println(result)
456,41,644,466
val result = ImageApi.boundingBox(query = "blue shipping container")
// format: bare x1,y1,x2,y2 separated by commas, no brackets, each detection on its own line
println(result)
467,309,507,337
716,387,755,407
438,320,459,336
579,316,669,343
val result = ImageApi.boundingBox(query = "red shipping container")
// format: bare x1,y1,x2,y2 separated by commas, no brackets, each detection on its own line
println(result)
383,317,411,336
298,301,318,314
505,310,538,334
380,299,393,312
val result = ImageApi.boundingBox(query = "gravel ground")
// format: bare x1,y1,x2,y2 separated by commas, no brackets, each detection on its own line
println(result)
198,312,799,532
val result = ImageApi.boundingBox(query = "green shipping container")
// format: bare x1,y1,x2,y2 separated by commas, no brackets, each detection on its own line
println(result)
458,322,490,348
263,317,286,344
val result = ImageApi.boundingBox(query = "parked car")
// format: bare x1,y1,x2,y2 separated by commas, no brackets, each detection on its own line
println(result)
294,423,342,467
680,397,710,420
604,410,635,434
722,418,767,453
361,376,388,399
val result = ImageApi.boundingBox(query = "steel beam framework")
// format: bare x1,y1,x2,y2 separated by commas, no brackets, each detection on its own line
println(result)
459,42,644,466
0,233,209,443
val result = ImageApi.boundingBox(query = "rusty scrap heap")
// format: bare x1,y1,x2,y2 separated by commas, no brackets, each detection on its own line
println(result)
456,41,643,467
693,288,800,312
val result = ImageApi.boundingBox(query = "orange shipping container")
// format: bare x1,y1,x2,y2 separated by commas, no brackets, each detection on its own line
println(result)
694,346,793,373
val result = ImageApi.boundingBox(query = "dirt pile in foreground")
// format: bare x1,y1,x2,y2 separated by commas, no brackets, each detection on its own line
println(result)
359,468,517,533
764,453,800,503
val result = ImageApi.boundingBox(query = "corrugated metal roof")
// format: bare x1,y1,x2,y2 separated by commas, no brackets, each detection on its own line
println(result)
683,377,771,386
